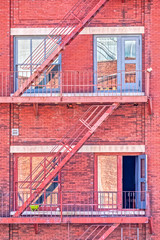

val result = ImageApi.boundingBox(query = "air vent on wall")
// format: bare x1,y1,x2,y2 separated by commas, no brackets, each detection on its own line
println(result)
12,129,19,136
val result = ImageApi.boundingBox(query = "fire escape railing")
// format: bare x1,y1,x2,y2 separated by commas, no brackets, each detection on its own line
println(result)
0,191,150,218
0,70,150,97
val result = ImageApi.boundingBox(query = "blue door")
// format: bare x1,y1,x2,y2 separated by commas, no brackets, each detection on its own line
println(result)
121,36,141,92
135,155,147,209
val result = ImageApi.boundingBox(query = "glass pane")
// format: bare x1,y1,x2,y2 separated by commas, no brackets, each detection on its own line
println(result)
46,65,60,89
32,156,45,181
18,39,30,64
17,65,30,88
97,37,117,91
32,39,44,64
53,57,59,64
98,155,117,208
45,38,59,64
141,158,145,178
125,40,136,60
18,157,30,182
125,64,136,83
45,182,58,205
141,182,145,201
31,156,58,205
17,157,30,206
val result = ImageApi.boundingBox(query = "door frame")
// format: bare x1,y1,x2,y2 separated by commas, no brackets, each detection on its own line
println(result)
121,36,142,92
94,153,147,211
135,154,147,209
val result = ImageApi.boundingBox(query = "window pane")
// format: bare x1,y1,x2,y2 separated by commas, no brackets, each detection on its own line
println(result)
32,39,44,64
125,40,136,60
141,182,145,201
97,38,117,91
125,64,136,83
18,39,30,64
18,157,30,182
141,158,145,178
16,66,30,88
45,38,59,64
17,157,30,206
46,65,60,89
98,155,117,208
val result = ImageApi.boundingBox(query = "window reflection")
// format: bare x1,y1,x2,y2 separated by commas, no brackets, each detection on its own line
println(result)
125,64,136,83
97,37,117,91
125,40,136,60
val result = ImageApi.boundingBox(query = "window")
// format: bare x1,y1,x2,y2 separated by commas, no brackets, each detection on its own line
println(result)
14,155,60,209
94,35,142,92
95,154,147,210
97,155,118,209
14,37,61,93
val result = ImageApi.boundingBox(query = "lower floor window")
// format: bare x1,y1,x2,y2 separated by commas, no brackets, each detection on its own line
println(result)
97,155,117,208
14,155,60,208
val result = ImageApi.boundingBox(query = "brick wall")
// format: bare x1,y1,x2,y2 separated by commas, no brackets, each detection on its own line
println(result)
0,104,10,217
11,0,144,27
0,0,159,239
7,224,147,240
0,225,9,240
0,0,10,96
11,103,145,145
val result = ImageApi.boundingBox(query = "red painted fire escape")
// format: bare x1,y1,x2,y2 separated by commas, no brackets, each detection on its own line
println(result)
13,0,109,97
12,2,122,238
77,224,120,240
14,103,119,217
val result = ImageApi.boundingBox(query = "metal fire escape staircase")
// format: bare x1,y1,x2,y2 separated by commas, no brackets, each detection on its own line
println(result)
78,224,120,240
14,103,119,217
13,0,109,97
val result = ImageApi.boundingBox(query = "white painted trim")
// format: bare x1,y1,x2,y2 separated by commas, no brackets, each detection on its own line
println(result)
11,27,145,36
10,145,145,153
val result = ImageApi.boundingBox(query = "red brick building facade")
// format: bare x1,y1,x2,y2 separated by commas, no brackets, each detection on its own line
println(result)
0,0,158,239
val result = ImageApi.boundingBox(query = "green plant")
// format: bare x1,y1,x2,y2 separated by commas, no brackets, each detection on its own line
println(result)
29,204,40,211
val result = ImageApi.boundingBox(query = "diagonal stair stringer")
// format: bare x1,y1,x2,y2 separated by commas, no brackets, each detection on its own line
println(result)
98,224,120,240
13,0,109,96
14,103,119,217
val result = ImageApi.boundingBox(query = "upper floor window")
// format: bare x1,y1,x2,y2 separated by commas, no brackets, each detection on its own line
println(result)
94,35,142,93
14,37,61,93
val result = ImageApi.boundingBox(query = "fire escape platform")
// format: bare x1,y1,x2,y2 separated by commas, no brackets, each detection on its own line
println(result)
0,95,148,103
0,216,149,224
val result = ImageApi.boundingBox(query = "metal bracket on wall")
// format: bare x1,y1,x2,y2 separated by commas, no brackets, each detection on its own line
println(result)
149,217,153,235
148,97,152,115
34,224,39,234
33,103,39,118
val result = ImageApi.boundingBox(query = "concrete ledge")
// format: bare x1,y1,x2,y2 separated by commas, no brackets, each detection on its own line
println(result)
10,145,145,153
10,210,145,216
11,26,145,36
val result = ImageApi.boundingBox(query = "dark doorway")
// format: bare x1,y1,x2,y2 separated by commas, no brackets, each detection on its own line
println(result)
123,156,136,208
